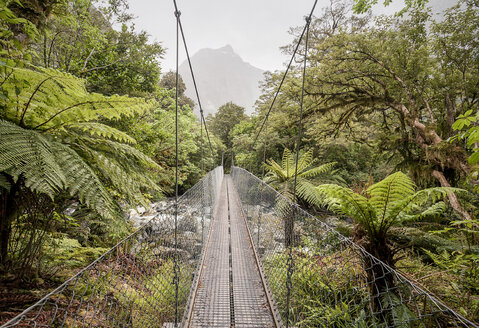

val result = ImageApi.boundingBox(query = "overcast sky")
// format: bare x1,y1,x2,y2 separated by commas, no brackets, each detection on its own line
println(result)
127,0,455,73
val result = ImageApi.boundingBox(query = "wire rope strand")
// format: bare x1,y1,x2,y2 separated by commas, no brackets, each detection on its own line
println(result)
172,0,215,170
201,120,204,175
252,0,318,150
178,20,215,162
261,119,268,180
286,15,311,328
257,119,268,247
292,18,311,201
173,6,181,327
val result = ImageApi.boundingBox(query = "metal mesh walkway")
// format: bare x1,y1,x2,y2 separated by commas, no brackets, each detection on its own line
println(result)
187,175,277,328
3,168,477,327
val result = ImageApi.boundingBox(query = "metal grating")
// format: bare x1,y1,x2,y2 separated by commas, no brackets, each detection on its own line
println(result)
187,176,277,328
189,178,231,327
228,176,276,328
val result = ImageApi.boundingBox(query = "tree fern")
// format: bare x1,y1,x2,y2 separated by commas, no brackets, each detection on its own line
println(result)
0,119,115,217
264,148,338,205
314,171,461,265
0,65,161,215
1,66,153,130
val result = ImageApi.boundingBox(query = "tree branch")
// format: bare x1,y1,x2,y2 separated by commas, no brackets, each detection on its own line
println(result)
80,58,124,74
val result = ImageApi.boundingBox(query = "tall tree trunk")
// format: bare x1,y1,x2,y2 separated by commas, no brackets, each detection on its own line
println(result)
354,227,395,322
0,176,19,269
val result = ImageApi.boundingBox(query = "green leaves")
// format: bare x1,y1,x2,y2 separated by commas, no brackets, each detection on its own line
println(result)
0,0,37,54
264,148,337,204
452,110,476,131
1,66,153,130
0,119,114,217
451,109,479,190
0,65,162,217
207,102,248,149
315,171,458,241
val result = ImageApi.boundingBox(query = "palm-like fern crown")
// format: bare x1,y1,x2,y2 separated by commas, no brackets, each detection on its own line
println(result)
0,66,160,218
2,67,153,132
315,172,458,239
264,148,336,203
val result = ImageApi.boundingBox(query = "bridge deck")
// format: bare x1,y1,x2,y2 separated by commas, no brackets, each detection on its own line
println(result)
187,175,276,327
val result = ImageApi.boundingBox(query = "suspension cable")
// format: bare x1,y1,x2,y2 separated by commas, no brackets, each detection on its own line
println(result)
292,20,311,203
172,0,216,168
285,15,312,328
173,6,181,327
251,0,318,151
201,118,204,174
261,119,268,179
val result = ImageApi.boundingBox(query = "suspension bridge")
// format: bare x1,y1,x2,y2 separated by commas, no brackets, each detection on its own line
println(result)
1,0,478,327
1,166,477,327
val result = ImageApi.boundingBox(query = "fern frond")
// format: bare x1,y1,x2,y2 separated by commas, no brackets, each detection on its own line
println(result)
73,135,159,169
0,120,116,217
299,162,336,179
382,292,416,327
71,136,161,205
282,148,293,178
407,187,459,208
367,171,415,220
66,122,137,144
296,179,321,205
389,187,460,225
296,148,316,174
94,154,153,205
265,159,287,182
398,201,446,223
0,174,11,191
0,119,66,198
316,184,374,228
51,143,116,218
1,66,154,130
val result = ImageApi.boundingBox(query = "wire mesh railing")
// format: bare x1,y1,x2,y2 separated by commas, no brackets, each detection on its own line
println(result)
1,166,224,328
231,166,477,328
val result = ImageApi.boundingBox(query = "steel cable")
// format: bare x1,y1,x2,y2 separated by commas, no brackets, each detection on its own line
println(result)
172,0,216,169
173,7,181,327
251,0,319,151
285,15,311,328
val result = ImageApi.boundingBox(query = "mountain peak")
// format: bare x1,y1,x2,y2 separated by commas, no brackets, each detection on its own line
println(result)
179,46,264,116
218,44,234,53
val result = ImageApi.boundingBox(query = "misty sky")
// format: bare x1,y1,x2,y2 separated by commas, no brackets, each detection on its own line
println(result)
127,0,456,73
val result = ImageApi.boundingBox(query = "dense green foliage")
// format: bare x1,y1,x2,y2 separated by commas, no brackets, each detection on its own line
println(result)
226,0,479,321
0,0,220,304
207,102,248,149
264,148,337,204
1,0,479,324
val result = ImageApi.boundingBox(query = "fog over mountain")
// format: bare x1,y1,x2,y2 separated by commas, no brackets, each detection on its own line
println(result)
179,45,264,117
